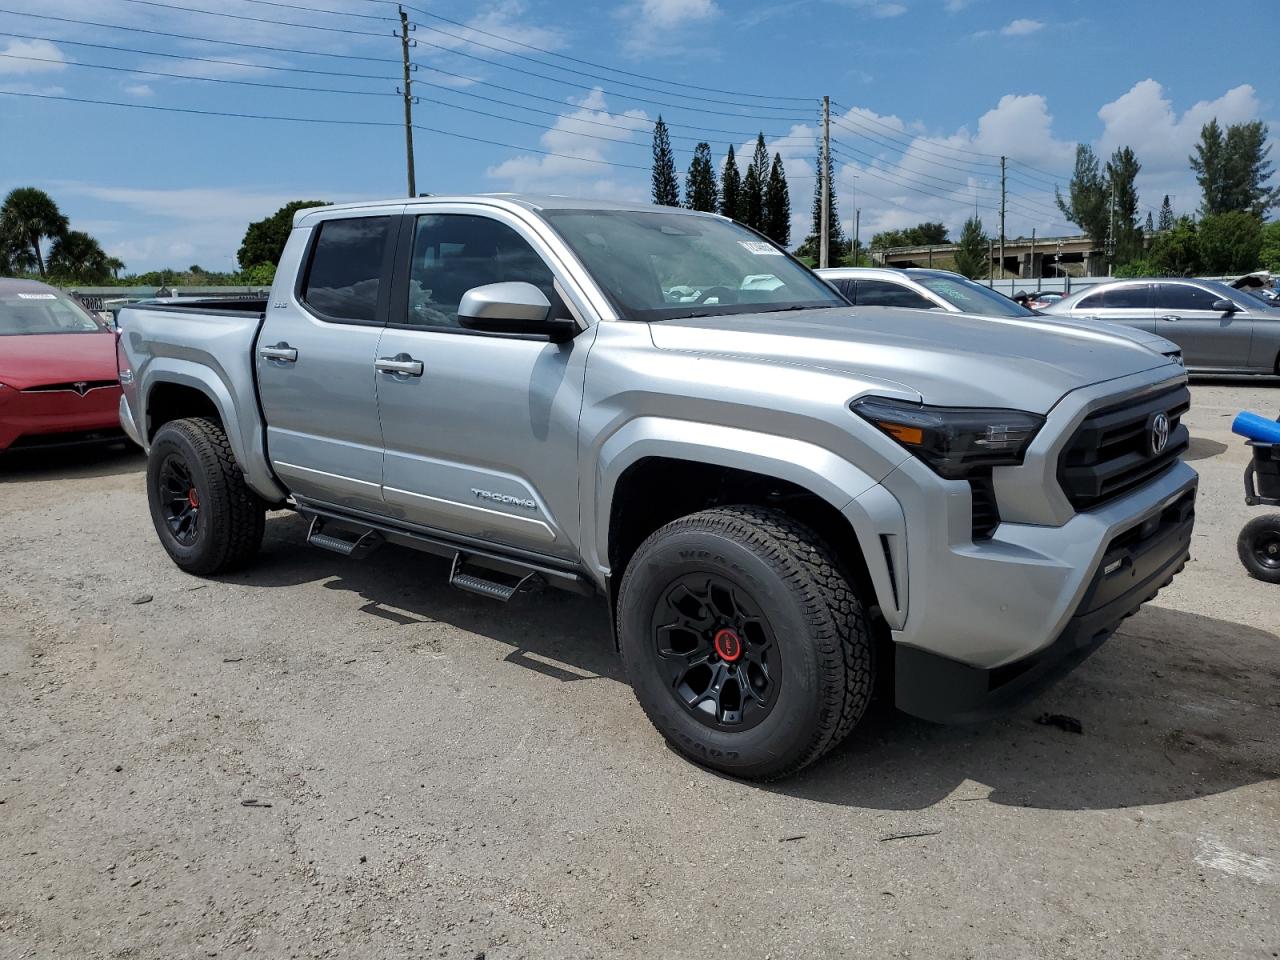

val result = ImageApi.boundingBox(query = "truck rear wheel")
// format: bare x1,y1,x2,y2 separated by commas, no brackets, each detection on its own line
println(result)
146,417,265,575
617,505,873,780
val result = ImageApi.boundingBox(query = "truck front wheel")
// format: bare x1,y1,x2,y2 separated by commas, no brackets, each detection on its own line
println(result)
617,505,873,780
146,417,265,575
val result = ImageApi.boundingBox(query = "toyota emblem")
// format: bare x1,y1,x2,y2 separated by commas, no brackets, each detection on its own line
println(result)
1149,412,1171,456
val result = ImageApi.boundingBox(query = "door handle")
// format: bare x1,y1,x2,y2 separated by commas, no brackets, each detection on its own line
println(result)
375,354,424,378
1159,315,1181,322
259,342,298,363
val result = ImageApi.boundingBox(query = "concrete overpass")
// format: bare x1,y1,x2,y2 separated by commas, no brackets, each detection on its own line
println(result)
875,234,1103,278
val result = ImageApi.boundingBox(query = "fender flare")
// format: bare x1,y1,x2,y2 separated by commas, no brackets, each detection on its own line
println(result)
584,417,904,620
142,360,287,503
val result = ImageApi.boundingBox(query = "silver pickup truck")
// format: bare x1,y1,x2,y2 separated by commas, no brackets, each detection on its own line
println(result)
117,196,1197,779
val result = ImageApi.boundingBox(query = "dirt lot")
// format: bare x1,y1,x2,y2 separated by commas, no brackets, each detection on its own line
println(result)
2,381,1278,960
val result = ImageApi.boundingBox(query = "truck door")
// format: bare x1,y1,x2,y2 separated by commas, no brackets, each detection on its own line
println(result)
1152,282,1256,371
256,211,399,513
373,209,592,560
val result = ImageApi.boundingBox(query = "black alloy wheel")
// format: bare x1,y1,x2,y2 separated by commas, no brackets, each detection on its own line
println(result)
652,573,779,730
158,453,201,545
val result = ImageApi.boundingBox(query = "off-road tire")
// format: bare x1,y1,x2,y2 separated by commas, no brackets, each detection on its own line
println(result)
1238,514,1280,584
617,505,873,780
147,417,265,575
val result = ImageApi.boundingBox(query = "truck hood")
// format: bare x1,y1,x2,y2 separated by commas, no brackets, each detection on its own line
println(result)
0,331,119,390
648,306,1177,414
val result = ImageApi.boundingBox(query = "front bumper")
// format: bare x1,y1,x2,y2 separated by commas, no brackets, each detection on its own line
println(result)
0,384,123,451
895,483,1195,723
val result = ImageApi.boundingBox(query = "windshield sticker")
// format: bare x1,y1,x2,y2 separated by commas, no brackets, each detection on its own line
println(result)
738,241,783,256
17,293,57,299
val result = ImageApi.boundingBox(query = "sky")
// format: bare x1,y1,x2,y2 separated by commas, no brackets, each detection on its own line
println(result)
0,0,1276,273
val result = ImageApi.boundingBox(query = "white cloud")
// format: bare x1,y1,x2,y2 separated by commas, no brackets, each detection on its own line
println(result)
944,0,975,10
831,0,909,15
1001,18,1043,36
0,38,66,75
414,0,565,56
486,88,653,200
123,83,154,98
617,0,720,55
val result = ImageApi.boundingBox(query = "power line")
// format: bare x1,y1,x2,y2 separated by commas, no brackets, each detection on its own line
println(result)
211,0,395,23
408,39,812,117
0,88,652,170
0,7,402,63
319,0,815,103
105,0,395,38
0,30,399,81
0,52,398,98
831,100,1005,163
829,114,1000,174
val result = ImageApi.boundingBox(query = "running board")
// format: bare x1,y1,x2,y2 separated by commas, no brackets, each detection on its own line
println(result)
449,553,540,602
306,516,383,559
292,498,595,597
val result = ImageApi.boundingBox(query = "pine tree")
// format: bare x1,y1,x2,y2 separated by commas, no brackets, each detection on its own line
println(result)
1145,211,1154,234
1158,195,1175,231
1191,119,1227,216
1222,120,1279,217
684,142,718,212
745,133,769,231
1106,146,1142,265
764,153,791,246
743,165,764,231
953,215,989,280
650,116,680,207
1056,144,1109,249
800,148,844,258
719,145,742,221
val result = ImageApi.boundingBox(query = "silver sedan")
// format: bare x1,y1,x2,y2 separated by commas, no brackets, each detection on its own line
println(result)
1042,278,1280,375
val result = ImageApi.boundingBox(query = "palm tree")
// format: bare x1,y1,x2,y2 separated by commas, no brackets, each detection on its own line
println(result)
48,230,111,283
0,187,69,277
106,256,126,280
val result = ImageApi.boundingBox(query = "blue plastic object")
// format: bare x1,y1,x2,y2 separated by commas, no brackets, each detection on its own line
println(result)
1232,411,1280,443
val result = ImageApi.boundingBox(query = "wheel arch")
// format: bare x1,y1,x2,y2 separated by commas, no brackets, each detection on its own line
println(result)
142,364,286,503
591,419,905,639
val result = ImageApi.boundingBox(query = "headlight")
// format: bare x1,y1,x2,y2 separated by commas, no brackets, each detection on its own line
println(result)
851,396,1044,479
1166,351,1184,366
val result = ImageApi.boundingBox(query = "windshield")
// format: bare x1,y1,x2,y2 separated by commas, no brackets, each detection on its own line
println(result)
542,209,846,321
914,275,1035,318
0,288,105,335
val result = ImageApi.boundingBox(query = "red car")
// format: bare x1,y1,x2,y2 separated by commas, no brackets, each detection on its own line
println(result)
0,278,124,452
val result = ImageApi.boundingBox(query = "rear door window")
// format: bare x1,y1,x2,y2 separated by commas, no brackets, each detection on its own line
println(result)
854,279,935,309
1153,283,1226,311
1101,285,1151,308
301,216,392,323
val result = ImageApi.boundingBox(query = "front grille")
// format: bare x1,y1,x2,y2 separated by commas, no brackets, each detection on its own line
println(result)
969,474,1000,540
22,380,117,394
1059,384,1190,510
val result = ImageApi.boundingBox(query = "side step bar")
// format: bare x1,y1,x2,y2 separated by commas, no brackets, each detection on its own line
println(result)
449,553,541,602
293,498,595,598
306,516,383,558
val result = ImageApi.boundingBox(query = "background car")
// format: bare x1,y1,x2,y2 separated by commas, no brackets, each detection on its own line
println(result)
816,266,1183,363
0,278,125,452
1040,277,1280,375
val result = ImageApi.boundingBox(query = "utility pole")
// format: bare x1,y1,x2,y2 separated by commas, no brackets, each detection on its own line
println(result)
998,155,1007,281
1105,177,1116,276
398,6,417,197
988,238,994,288
820,95,830,269
853,208,860,266
1031,228,1038,291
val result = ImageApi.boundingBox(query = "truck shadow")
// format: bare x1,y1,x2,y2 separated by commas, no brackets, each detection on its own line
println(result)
0,441,143,482
232,513,1279,813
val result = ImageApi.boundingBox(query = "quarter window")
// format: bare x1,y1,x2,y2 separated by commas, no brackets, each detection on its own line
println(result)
301,217,390,322
406,214,556,328
1153,284,1227,311
854,279,936,309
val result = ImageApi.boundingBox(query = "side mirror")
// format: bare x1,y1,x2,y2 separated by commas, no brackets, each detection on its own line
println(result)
1211,298,1239,313
457,282,577,342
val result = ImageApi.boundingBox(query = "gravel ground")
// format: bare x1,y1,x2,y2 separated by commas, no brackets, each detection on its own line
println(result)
2,381,1278,960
